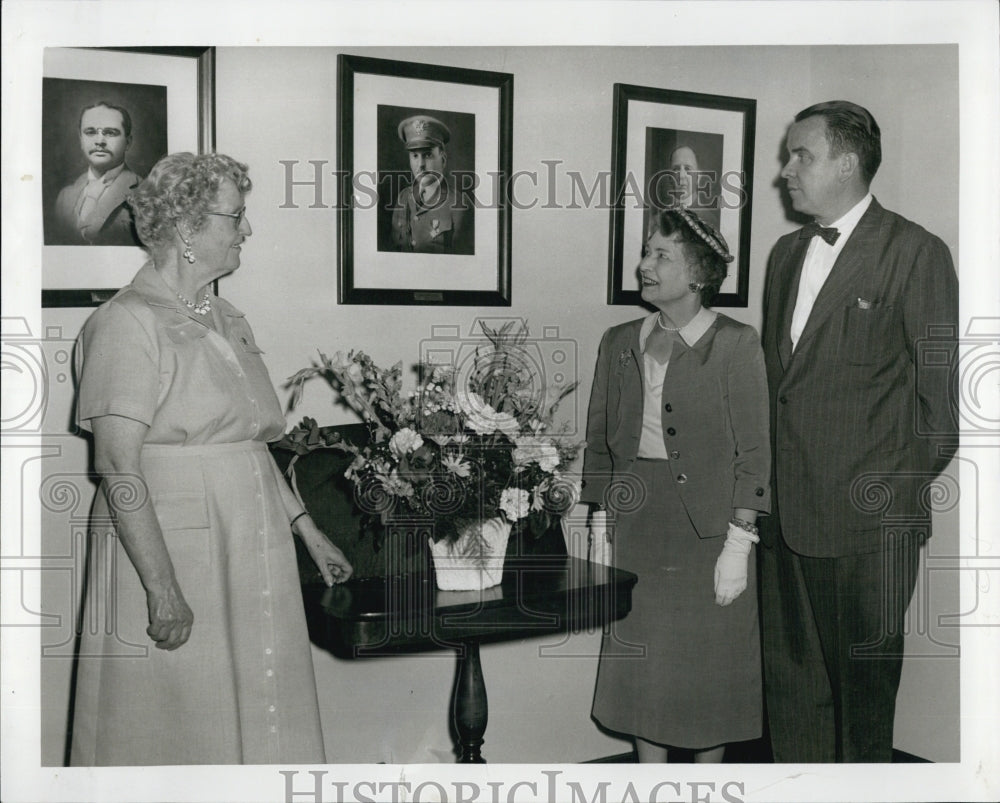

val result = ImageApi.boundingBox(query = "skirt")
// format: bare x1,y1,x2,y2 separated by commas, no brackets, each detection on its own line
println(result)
70,440,325,765
591,459,762,748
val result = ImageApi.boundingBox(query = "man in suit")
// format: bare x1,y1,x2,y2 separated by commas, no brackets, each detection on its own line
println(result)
759,100,958,762
390,115,473,254
50,101,142,245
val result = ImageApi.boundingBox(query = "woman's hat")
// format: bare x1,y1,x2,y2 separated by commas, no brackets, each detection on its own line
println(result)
676,207,734,263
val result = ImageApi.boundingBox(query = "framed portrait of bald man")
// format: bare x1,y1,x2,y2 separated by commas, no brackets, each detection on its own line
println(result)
608,84,756,307
338,54,513,306
41,47,215,308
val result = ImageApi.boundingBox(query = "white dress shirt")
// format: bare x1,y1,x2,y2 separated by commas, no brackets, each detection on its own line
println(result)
790,193,872,350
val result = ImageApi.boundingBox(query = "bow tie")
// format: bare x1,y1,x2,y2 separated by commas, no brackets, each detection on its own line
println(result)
800,221,841,245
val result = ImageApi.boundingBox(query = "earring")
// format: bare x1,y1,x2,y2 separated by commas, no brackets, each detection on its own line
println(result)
177,223,196,264
180,234,196,264
688,282,703,293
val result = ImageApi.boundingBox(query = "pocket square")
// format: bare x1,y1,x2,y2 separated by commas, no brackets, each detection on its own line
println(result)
856,297,879,310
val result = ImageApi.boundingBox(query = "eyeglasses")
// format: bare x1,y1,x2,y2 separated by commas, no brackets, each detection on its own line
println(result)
205,206,246,226
81,127,124,138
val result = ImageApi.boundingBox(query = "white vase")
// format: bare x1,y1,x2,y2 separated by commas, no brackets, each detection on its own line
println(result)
428,517,512,591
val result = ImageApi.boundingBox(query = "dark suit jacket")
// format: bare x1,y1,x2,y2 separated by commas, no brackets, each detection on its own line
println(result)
761,198,958,557
581,313,771,539
50,166,141,245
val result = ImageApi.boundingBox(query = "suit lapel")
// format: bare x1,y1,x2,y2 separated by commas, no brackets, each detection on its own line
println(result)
793,199,884,356
625,322,643,390
91,169,137,226
775,237,809,372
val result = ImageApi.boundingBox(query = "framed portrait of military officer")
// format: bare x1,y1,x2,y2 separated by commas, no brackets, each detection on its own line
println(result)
41,47,215,308
337,54,513,306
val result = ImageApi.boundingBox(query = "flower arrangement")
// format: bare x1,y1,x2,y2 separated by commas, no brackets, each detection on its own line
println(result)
280,321,582,549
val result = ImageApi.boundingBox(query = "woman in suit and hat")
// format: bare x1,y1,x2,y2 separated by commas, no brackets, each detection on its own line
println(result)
582,208,770,762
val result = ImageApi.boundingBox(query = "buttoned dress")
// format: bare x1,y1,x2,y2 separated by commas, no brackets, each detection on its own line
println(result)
583,311,771,748
70,262,324,766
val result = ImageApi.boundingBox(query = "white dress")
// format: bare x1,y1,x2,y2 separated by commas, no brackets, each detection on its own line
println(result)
70,263,324,765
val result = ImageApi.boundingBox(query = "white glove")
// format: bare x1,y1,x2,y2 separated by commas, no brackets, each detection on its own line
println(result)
713,522,758,606
588,510,612,564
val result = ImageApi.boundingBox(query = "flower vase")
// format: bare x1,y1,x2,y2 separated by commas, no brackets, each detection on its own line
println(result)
428,517,512,591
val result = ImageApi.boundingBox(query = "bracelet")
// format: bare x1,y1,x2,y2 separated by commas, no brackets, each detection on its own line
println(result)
730,517,758,536
290,512,309,529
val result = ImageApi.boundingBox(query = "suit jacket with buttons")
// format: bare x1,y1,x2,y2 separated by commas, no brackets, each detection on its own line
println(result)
581,313,771,539
760,198,958,557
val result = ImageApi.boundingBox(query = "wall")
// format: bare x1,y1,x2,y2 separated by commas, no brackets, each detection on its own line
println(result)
39,44,960,764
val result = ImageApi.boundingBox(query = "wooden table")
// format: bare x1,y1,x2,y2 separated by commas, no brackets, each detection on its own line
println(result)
300,555,638,762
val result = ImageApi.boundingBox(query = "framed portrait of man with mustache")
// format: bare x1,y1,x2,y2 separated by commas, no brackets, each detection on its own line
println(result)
42,77,167,247
376,104,476,256
41,47,213,308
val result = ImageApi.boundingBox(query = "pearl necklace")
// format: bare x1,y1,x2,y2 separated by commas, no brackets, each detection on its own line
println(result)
657,314,682,332
177,291,212,316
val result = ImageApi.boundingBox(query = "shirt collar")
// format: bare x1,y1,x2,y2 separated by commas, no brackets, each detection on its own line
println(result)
128,260,244,319
639,306,718,351
87,162,126,185
824,193,872,245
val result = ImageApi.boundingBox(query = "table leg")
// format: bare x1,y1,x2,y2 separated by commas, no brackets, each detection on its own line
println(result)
453,640,487,763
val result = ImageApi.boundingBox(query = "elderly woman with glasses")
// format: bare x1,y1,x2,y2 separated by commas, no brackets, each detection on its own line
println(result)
70,152,352,766
583,208,770,763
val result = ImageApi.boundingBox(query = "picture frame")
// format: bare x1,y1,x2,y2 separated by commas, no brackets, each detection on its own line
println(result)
607,84,756,307
41,46,215,308
337,54,513,306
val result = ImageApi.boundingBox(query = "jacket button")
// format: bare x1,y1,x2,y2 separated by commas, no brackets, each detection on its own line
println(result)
670,450,680,459
779,396,788,404
755,487,764,497
664,403,672,412
666,427,676,436
676,474,688,484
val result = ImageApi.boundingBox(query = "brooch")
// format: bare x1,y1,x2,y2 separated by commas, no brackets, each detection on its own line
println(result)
618,350,632,367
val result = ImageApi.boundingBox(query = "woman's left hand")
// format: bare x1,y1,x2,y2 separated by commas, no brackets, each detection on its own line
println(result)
294,515,353,586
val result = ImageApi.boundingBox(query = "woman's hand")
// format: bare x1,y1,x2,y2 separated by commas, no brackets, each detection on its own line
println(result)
294,515,353,586
713,541,750,606
93,415,194,648
145,580,194,650
713,512,759,606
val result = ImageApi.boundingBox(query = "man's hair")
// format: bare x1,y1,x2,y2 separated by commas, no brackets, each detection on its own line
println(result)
78,101,133,138
795,100,881,185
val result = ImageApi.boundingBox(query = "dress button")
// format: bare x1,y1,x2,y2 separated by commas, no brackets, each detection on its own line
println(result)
263,589,270,597
755,487,765,497
676,474,688,484
666,427,677,436
268,705,276,713
670,450,680,460
779,396,788,404
265,648,273,655
267,669,274,677
664,403,672,412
